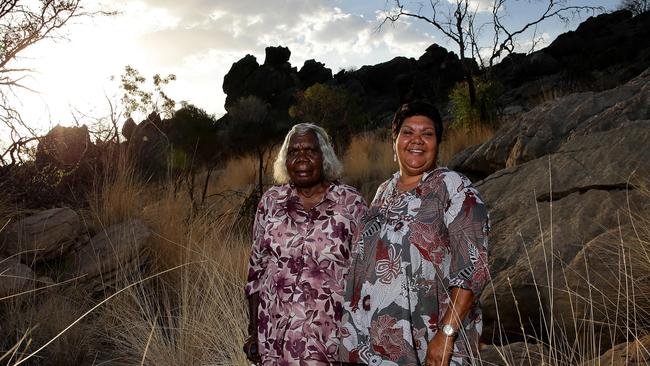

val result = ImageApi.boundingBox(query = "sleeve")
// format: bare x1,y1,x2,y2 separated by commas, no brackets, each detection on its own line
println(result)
443,172,490,297
349,193,368,242
244,194,270,296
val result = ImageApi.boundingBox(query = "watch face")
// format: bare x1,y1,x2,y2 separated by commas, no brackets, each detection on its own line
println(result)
442,324,455,336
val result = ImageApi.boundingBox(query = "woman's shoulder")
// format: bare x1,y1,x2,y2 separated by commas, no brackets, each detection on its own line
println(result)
261,184,291,201
430,167,474,185
331,181,366,204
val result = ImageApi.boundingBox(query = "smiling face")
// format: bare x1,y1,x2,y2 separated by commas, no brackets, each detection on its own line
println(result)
285,131,325,188
395,115,438,179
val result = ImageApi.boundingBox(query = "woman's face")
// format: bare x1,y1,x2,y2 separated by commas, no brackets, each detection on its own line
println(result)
285,131,325,188
395,115,438,178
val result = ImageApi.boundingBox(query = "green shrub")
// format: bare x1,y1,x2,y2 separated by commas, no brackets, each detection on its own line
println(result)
449,77,503,129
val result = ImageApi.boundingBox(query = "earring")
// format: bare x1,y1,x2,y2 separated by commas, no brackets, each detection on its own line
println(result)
393,152,397,162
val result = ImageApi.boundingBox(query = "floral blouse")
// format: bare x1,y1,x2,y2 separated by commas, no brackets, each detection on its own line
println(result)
339,168,490,366
245,181,367,365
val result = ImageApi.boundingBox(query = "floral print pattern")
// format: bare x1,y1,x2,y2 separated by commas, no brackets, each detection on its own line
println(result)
340,168,490,365
245,181,367,365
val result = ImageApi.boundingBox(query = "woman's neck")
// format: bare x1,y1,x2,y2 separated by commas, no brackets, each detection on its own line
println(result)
296,181,329,209
397,172,422,192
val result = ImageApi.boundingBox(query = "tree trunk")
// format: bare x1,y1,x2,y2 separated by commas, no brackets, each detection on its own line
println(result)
257,146,264,200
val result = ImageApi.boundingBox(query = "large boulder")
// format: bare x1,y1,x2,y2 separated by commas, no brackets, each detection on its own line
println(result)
477,124,650,345
68,220,150,295
451,67,650,178
0,208,81,263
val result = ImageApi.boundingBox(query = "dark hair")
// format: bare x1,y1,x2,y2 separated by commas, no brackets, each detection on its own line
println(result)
391,101,443,144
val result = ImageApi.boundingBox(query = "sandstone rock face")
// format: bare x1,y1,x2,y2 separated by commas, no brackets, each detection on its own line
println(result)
476,124,650,345
451,67,650,178
69,220,150,294
0,256,36,298
0,208,81,263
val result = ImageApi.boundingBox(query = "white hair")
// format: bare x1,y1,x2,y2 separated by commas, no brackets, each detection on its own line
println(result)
273,123,343,184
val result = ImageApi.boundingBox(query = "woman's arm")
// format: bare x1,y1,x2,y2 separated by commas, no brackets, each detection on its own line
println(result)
243,194,270,362
425,287,474,366
243,293,261,363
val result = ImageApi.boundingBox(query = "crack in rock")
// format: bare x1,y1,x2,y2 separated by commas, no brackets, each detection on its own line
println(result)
536,183,635,202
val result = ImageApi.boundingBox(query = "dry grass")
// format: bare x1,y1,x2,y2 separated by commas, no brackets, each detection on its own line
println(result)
438,124,494,164
342,130,397,201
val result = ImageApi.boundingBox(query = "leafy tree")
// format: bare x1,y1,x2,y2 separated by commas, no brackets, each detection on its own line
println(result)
289,83,364,152
449,77,503,129
226,95,278,199
167,103,221,206
383,0,602,109
118,65,176,120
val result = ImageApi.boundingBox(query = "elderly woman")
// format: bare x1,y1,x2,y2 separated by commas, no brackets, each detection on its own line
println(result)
339,101,490,366
243,123,367,365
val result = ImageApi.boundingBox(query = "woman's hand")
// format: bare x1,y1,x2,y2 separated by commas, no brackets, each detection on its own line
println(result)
243,335,261,364
425,331,454,366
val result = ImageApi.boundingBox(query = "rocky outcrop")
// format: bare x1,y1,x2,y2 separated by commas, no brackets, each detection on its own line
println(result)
298,59,332,87
494,10,650,112
475,120,650,345
0,208,81,263
0,209,152,299
451,67,650,178
222,46,301,115
35,125,95,170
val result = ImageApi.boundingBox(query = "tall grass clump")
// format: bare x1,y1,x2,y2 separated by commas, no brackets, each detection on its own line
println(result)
85,156,251,365
438,124,494,165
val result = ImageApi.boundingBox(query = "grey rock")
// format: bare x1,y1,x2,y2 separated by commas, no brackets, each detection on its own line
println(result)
477,125,650,344
69,220,150,294
0,208,80,263
0,256,36,299
454,68,650,177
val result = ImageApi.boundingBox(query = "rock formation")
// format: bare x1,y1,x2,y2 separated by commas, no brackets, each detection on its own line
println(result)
69,219,151,295
449,68,650,347
0,208,81,263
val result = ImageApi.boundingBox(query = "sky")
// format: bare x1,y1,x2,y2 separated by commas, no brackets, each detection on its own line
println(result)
10,0,622,136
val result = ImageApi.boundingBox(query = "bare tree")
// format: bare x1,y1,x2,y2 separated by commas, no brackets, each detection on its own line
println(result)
383,0,602,106
0,0,113,164
619,0,649,15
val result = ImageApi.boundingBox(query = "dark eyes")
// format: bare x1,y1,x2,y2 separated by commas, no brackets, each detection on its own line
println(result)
400,129,435,137
288,148,319,157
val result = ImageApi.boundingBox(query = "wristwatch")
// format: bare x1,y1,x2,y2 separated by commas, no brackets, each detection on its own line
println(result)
441,323,458,337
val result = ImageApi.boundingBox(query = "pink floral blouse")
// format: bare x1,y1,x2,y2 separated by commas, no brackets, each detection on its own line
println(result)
245,181,367,365
340,168,490,365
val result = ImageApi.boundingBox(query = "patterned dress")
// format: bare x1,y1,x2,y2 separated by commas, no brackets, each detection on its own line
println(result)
245,181,367,365
339,168,490,366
